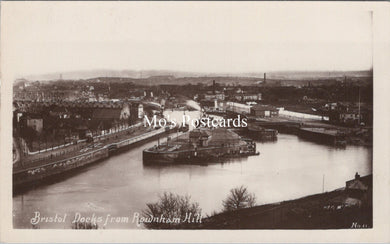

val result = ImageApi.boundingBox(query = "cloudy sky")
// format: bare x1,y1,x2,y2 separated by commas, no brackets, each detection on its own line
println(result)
2,2,373,77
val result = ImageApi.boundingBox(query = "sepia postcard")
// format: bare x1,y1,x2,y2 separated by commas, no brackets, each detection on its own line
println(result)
0,1,389,243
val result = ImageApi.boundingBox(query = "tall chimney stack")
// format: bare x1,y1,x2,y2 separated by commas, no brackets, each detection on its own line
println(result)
264,73,266,84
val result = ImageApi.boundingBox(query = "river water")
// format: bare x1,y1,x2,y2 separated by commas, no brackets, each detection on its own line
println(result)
13,110,372,229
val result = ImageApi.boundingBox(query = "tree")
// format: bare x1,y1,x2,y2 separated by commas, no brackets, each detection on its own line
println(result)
222,186,256,212
142,192,201,229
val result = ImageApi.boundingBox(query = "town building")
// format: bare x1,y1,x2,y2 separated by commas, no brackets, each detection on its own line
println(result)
204,92,225,101
250,104,279,117
226,102,251,114
189,130,210,147
327,103,372,126
339,110,362,125
26,116,44,133
345,172,372,207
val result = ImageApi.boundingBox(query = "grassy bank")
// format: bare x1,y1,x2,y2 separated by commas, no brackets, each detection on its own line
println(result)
180,189,372,229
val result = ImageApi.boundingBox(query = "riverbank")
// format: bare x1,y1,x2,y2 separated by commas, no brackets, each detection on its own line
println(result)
13,126,175,192
13,132,372,229
178,175,372,229
14,123,146,168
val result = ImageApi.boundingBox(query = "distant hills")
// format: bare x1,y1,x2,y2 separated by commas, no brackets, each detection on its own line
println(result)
259,70,372,80
21,69,373,82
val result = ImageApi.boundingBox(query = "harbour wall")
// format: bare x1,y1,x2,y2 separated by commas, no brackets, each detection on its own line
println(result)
278,108,329,121
13,127,172,189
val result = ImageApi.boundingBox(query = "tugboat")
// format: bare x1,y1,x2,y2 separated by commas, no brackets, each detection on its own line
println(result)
143,128,259,164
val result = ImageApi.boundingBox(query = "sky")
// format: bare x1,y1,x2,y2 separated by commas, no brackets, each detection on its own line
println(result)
2,2,373,77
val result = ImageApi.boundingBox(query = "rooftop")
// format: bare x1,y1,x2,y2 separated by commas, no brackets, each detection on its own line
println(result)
92,108,121,120
251,104,278,111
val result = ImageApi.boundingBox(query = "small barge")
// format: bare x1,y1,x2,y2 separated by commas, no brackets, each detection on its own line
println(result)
143,128,259,164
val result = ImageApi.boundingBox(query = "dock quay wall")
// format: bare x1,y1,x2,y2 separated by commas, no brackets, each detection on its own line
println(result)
13,127,173,189
254,121,301,134
13,147,109,188
108,127,174,155
297,128,342,145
